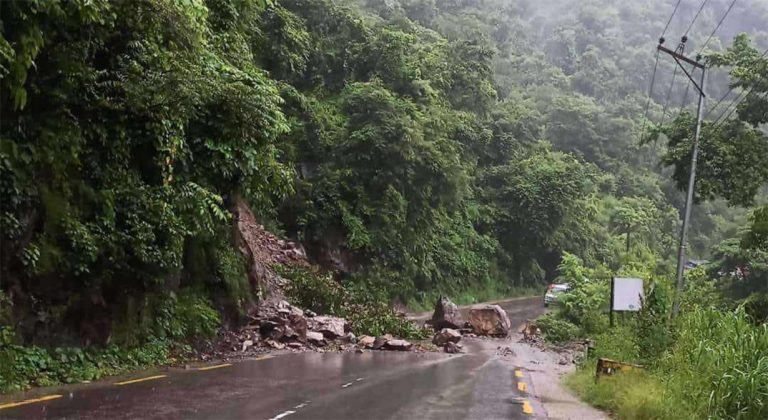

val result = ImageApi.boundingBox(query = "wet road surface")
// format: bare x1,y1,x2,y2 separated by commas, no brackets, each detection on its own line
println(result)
1,297,546,419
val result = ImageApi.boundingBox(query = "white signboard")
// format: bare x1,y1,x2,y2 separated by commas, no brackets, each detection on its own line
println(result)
612,278,644,311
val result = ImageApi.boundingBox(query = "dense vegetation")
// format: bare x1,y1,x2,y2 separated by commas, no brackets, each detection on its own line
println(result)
538,23,768,418
1,0,766,402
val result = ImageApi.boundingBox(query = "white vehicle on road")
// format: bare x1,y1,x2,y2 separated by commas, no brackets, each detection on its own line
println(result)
544,283,570,307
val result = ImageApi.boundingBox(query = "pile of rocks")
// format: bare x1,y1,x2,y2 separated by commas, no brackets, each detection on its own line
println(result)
428,296,513,353
217,300,423,356
356,334,414,351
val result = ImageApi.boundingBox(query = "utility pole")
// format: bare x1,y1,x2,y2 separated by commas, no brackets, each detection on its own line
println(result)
657,37,706,317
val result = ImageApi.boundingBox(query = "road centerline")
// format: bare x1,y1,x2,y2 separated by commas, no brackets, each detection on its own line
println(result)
0,395,63,410
114,374,167,386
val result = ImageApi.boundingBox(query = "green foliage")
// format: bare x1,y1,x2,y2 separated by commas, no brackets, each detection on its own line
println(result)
3,0,766,404
566,308,768,419
280,266,426,339
157,291,221,341
566,369,667,420
0,337,181,393
661,308,768,419
535,313,580,344
554,253,610,334
636,283,671,364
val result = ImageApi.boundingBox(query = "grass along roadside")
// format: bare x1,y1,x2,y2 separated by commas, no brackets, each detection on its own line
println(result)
562,308,768,420
565,365,667,419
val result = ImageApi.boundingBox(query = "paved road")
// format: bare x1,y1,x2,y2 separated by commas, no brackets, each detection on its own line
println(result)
0,297,547,420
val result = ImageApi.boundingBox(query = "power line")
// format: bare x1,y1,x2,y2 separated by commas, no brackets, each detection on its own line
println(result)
684,0,711,37
660,0,684,40
660,61,681,127
711,91,768,133
712,88,749,126
697,0,738,55
704,87,735,119
677,65,694,119
639,49,661,143
712,81,767,129
710,48,768,124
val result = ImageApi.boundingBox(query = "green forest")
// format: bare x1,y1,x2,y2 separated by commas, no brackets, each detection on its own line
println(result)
1,0,767,414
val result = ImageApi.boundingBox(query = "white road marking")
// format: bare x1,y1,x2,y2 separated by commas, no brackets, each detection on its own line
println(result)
356,378,364,381
342,382,354,388
268,410,296,420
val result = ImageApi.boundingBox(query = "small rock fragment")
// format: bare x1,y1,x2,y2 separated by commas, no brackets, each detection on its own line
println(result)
444,342,462,354
383,339,412,351
358,335,375,348
241,339,254,352
372,334,394,350
307,331,326,346
432,328,462,346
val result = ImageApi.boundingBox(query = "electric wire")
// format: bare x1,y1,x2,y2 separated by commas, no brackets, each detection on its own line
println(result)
684,0,710,37
705,47,768,119
711,79,767,130
705,86,736,119
710,48,768,125
660,62,681,127
677,65,694,120
639,49,662,144
661,0,684,39
711,91,767,134
697,0,738,55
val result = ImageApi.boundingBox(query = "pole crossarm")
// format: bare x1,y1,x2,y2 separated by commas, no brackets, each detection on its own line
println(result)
657,44,704,68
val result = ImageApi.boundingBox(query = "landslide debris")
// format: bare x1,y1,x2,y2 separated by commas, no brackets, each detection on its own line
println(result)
213,200,428,358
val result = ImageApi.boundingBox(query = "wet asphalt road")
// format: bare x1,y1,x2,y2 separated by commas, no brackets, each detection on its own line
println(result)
1,297,546,420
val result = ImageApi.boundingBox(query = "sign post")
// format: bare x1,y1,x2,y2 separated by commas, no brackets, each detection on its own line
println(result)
610,277,644,327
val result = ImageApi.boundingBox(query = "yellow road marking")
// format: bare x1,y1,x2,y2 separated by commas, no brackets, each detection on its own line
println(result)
256,355,274,361
0,395,63,410
522,400,534,415
197,363,232,371
517,381,528,392
115,374,167,386
515,370,524,378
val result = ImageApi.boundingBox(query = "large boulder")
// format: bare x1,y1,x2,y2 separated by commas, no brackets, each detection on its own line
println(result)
468,304,511,336
432,328,462,346
307,316,349,339
431,296,463,330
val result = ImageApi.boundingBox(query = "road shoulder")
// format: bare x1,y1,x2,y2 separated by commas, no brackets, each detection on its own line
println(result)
508,337,609,420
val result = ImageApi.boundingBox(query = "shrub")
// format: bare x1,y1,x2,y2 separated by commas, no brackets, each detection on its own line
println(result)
154,290,221,341
0,338,180,393
636,282,672,364
279,266,427,339
535,313,580,343
554,253,610,334
741,292,768,324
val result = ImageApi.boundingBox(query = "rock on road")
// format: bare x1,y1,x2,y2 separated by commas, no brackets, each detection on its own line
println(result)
1,297,562,420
